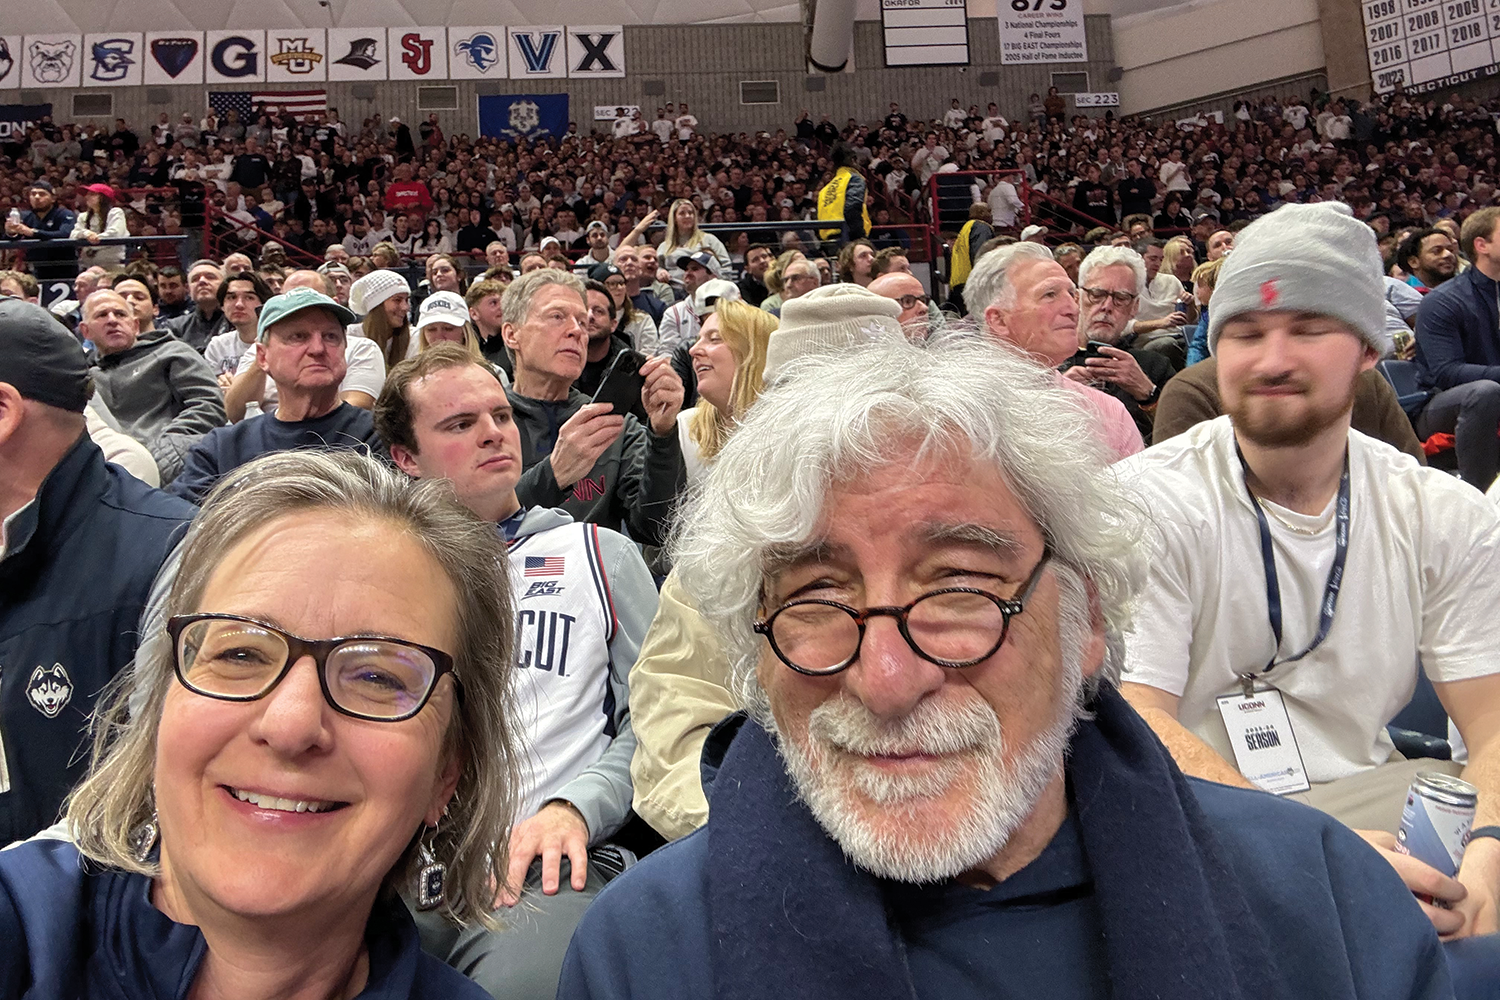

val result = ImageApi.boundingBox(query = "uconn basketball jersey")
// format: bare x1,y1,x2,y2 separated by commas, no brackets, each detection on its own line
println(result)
507,520,619,819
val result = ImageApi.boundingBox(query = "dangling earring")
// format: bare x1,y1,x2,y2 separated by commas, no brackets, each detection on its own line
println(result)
415,825,446,911
131,813,160,864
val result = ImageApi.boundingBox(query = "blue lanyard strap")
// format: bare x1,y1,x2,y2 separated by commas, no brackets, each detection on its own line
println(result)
1236,446,1351,673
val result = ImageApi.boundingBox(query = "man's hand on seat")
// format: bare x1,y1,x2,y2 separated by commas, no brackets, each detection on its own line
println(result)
1357,829,1469,936
495,800,591,908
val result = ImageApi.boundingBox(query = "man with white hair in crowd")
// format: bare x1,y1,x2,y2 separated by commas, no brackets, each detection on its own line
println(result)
1119,202,1500,945
558,335,1456,999
82,288,225,483
766,257,820,319
964,242,1142,460
1062,246,1179,439
502,269,686,545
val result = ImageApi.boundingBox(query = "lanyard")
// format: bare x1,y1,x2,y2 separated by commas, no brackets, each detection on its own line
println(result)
1236,446,1351,684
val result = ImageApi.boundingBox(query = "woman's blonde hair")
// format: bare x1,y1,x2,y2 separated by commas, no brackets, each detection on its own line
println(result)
1162,236,1195,277
419,320,483,358
66,451,522,928
688,298,777,463
661,198,704,255
1191,256,1225,290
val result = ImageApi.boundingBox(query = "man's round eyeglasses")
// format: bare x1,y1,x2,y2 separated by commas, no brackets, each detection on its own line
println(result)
166,613,461,722
753,549,1052,676
896,293,931,310
1079,287,1138,307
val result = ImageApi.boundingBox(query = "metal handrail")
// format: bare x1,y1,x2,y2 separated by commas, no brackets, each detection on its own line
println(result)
0,235,188,249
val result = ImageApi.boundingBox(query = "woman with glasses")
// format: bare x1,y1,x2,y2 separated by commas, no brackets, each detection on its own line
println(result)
596,263,655,352
0,451,519,1000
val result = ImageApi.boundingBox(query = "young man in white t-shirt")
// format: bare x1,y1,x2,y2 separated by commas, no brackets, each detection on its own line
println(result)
1118,202,1500,941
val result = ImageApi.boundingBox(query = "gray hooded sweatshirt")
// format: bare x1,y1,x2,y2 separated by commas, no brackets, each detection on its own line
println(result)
92,329,226,484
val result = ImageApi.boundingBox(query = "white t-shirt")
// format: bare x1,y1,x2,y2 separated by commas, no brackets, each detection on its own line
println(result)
204,328,257,376
1119,417,1500,784
1135,270,1185,324
676,408,709,484
234,333,388,417
982,115,1009,143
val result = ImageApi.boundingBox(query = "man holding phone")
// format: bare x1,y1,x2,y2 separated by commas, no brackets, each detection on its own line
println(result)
1061,246,1178,439
501,269,686,546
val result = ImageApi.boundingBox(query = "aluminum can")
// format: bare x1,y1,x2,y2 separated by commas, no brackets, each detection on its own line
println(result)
1394,772,1478,877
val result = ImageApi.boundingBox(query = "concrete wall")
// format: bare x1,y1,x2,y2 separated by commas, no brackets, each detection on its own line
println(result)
9,16,1115,136
1111,0,1325,114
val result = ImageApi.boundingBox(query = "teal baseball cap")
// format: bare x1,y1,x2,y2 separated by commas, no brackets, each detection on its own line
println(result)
256,286,358,343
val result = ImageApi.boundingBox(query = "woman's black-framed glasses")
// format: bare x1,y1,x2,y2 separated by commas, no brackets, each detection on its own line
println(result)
166,614,461,722
754,549,1052,676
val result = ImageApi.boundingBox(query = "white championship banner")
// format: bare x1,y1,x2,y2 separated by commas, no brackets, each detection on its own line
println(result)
998,0,1087,64
1362,0,1500,94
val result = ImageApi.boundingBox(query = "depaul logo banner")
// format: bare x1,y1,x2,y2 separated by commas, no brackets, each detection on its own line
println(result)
479,94,568,142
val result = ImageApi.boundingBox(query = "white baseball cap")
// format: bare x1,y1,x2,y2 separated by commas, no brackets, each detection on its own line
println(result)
692,278,741,319
415,290,470,332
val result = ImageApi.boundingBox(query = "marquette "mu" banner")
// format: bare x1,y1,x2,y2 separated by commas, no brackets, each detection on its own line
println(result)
0,27,624,84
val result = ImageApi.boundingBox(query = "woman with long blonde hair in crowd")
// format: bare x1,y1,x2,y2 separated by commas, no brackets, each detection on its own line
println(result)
678,298,777,482
660,199,731,283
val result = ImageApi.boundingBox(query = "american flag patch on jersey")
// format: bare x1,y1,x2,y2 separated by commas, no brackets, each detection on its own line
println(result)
524,556,566,577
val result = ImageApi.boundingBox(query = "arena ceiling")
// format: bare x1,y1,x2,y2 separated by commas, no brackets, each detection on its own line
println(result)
0,0,1188,31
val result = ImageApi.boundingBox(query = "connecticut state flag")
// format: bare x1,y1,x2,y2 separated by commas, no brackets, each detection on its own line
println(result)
478,94,569,142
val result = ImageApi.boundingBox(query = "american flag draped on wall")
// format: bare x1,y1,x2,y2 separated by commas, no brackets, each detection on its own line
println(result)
209,90,328,122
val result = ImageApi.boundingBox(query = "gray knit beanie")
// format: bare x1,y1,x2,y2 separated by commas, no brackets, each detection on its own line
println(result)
763,284,904,381
1207,202,1390,357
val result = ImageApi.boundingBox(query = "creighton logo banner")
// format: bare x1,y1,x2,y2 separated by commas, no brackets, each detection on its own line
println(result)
479,93,568,142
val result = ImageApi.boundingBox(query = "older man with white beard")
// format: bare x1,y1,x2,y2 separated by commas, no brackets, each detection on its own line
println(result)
557,336,1453,1000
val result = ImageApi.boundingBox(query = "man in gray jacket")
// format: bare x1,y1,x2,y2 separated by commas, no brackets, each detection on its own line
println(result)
375,344,658,1000
82,288,225,484
498,269,685,546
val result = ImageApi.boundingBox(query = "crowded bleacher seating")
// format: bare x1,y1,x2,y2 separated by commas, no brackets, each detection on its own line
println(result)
8,66,1500,1000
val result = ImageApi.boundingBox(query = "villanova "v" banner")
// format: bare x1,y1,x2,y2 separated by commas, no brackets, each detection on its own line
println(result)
508,28,564,79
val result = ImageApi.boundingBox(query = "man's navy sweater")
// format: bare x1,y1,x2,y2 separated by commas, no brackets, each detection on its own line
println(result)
168,402,385,504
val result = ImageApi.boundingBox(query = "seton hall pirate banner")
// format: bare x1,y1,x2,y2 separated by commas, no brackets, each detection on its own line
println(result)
3,27,625,84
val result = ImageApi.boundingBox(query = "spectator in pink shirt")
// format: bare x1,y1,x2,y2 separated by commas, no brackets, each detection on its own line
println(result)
963,241,1143,461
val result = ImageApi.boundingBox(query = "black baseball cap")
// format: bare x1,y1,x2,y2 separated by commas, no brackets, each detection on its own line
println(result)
589,262,623,282
27,179,54,194
0,300,90,412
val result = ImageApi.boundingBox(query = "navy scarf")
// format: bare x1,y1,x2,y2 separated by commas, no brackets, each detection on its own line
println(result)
705,685,1291,1000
